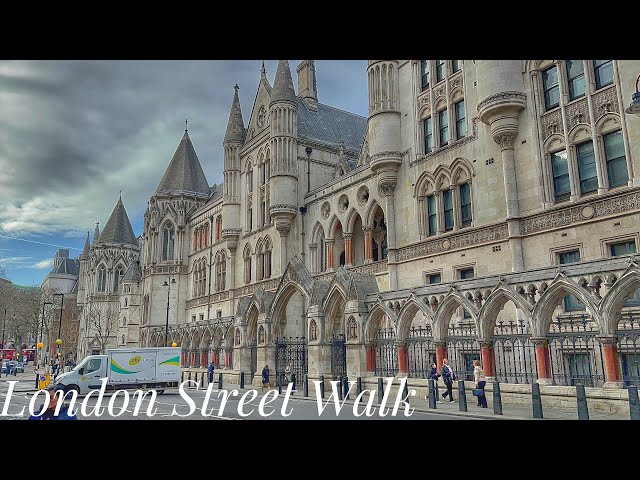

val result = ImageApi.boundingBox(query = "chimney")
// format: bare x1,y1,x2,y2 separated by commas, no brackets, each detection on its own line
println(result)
297,60,318,111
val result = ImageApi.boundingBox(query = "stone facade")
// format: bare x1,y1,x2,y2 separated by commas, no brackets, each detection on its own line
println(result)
78,60,640,404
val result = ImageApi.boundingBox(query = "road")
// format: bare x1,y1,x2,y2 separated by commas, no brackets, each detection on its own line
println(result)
0,374,476,420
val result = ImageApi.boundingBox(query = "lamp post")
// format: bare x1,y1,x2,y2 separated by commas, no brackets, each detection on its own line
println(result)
37,301,53,367
625,74,640,117
1,308,7,358
163,276,176,346
53,293,64,364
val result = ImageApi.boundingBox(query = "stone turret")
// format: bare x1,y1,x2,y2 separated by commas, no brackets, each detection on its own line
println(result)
476,60,527,272
269,60,299,274
366,60,402,289
297,60,318,111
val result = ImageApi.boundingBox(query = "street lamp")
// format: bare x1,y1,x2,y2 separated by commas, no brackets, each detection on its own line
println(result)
1,308,7,358
163,276,176,346
625,74,640,117
38,301,53,367
53,293,64,363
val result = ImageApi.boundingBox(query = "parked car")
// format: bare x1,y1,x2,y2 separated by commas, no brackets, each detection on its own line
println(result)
14,362,24,373
1,362,15,374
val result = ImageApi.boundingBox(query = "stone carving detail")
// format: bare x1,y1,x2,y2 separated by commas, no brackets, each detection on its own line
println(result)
309,319,318,341
234,278,279,297
521,191,640,235
346,316,358,340
257,105,266,128
357,185,369,206
494,131,518,150
321,202,331,219
378,181,397,197
396,224,509,262
433,84,445,100
258,325,265,345
234,328,241,346
338,194,349,213
565,97,589,129
477,91,527,114
449,72,463,90
411,118,479,166
540,109,562,139
593,85,620,116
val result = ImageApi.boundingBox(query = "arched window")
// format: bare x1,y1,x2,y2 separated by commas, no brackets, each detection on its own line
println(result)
264,237,272,279
113,265,124,293
97,266,107,293
256,240,264,281
372,208,388,262
124,298,128,307
121,335,126,344
243,244,252,284
201,259,207,296
215,252,226,292
215,216,222,242
122,317,127,327
162,222,175,261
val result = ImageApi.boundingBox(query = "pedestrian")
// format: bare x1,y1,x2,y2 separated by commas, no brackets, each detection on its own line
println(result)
207,360,215,384
34,365,40,390
441,358,455,402
425,362,440,402
261,364,271,393
284,363,292,385
473,359,488,408
12,362,17,376
28,384,77,420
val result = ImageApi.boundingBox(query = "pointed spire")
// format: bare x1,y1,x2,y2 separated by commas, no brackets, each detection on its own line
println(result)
224,84,246,144
98,196,138,246
155,130,210,195
93,220,100,245
270,60,297,105
81,231,90,259
261,60,266,78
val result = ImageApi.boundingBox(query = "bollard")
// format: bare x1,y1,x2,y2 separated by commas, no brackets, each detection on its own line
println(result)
188,371,192,383
628,385,640,420
356,377,362,396
337,376,343,401
35,373,39,390
181,371,185,382
576,384,589,420
240,371,245,389
493,381,503,415
403,379,410,406
303,374,309,397
343,376,350,400
377,377,384,404
320,375,325,399
218,372,223,390
428,379,436,409
458,380,467,412
532,382,543,419
278,374,283,394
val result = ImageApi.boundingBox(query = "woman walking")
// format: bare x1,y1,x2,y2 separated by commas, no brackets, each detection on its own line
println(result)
473,359,488,408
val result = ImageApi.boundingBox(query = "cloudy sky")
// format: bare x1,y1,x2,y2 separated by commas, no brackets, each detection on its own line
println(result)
0,60,368,286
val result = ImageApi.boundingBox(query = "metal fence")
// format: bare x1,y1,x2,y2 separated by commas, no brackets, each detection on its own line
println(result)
493,319,538,384
619,314,640,387
407,325,436,379
275,337,308,387
444,324,480,381
330,334,347,379
371,328,398,377
249,341,257,383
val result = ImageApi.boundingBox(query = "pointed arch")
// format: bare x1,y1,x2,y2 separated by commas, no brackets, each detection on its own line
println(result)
478,285,533,339
323,282,347,337
311,221,326,244
450,157,474,185
345,207,363,234
364,301,397,342
328,214,341,240
433,291,479,341
414,170,436,197
246,301,261,342
543,133,565,152
595,112,621,134
531,276,602,337
396,296,434,341
433,165,451,190
567,123,592,144
365,200,383,229
600,268,640,335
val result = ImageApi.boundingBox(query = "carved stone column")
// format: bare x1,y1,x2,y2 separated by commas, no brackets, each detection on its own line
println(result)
276,221,291,274
379,179,398,289
366,344,376,373
326,239,335,271
599,335,623,389
363,227,373,264
479,340,496,381
343,234,353,267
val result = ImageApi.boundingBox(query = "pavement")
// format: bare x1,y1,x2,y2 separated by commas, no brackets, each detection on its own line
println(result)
0,368,632,420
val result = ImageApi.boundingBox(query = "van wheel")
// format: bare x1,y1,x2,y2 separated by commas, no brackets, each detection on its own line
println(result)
65,385,80,394
156,389,165,395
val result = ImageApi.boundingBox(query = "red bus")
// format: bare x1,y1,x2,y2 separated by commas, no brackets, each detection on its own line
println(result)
0,349,15,360
22,349,35,362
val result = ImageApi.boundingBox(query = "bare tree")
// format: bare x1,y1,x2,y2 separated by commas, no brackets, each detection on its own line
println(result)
85,303,119,354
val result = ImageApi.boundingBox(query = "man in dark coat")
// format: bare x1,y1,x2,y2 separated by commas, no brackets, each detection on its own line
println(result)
261,365,271,393
441,358,455,402
207,361,215,384
28,384,77,420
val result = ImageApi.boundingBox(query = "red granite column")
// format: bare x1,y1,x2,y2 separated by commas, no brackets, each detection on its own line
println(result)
190,352,196,367
398,344,409,374
200,351,207,367
435,341,447,372
533,338,552,383
364,228,373,263
480,341,496,378
225,351,231,369
366,345,376,372
326,241,335,271
599,336,622,385
181,350,186,366
213,351,219,367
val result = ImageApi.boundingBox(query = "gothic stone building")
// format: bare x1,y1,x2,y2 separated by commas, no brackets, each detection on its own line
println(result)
78,60,640,395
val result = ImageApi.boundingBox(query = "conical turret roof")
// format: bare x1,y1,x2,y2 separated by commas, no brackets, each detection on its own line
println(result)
98,196,138,246
155,130,210,195
270,60,297,104
80,231,90,259
224,85,246,144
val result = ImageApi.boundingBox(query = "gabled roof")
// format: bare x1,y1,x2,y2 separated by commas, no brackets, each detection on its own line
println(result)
51,258,80,276
296,98,367,153
155,131,210,196
98,197,138,246
121,261,142,283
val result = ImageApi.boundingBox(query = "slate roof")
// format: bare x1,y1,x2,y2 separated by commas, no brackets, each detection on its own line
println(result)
296,98,367,153
121,261,142,283
270,60,297,104
52,258,80,276
98,197,138,246
155,131,210,196
224,86,246,144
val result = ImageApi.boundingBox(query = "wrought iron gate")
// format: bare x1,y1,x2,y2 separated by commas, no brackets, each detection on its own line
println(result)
618,314,640,387
547,316,605,387
275,337,308,386
330,334,347,378
444,324,480,381
407,325,436,379
372,328,398,376
493,319,538,384
249,341,257,382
